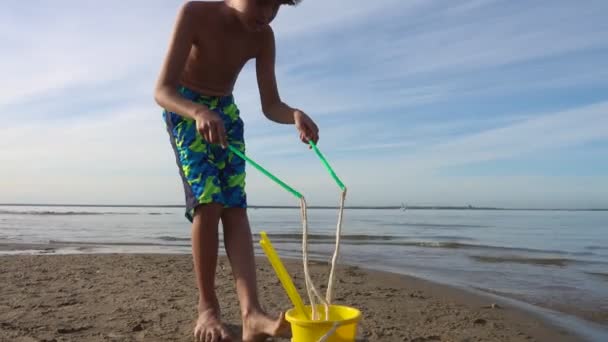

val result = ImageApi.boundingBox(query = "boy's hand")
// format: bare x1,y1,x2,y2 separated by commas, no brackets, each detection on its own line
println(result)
294,110,319,147
194,108,228,148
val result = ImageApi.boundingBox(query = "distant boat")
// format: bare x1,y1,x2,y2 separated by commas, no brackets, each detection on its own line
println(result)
401,203,407,211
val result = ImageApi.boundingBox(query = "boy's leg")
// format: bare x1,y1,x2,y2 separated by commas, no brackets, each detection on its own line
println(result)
192,203,232,342
221,208,289,341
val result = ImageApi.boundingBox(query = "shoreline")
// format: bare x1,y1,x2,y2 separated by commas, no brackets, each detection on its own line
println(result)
0,253,593,341
343,264,608,342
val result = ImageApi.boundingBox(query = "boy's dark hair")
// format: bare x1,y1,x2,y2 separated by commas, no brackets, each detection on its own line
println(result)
280,0,302,5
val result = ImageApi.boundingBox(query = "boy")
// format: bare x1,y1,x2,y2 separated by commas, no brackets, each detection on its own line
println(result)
154,1,319,341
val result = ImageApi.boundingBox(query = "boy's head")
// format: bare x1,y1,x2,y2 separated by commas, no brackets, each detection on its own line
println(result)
228,0,301,32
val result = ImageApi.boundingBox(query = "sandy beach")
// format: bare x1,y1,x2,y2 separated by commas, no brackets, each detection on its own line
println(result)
0,254,580,342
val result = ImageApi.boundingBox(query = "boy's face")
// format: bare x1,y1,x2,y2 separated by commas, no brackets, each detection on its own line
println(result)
230,0,281,32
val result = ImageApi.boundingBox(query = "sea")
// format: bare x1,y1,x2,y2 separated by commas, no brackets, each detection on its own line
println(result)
1,205,607,340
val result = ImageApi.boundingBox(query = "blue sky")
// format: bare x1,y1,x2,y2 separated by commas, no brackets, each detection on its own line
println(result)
1,0,607,208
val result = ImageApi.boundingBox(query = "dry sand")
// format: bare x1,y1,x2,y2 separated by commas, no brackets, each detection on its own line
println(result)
0,254,580,341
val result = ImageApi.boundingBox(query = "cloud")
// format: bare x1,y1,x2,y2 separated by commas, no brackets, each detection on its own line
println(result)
0,1,173,108
399,101,608,169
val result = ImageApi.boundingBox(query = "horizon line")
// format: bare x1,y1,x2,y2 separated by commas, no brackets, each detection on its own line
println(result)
0,203,606,211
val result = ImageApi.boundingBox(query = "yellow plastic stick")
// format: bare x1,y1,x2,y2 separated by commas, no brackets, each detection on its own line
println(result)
260,232,310,320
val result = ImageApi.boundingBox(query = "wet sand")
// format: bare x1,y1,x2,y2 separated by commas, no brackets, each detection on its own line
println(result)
0,254,581,341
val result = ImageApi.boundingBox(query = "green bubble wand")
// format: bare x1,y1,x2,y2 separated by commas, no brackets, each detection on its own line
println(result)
227,141,346,318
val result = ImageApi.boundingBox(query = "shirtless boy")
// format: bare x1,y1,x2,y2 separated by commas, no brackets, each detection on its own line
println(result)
154,1,319,341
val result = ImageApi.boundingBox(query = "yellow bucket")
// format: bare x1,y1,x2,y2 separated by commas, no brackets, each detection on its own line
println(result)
286,305,361,342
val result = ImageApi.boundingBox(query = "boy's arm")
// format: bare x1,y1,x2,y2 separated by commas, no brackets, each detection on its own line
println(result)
154,3,200,119
256,27,319,144
154,2,227,147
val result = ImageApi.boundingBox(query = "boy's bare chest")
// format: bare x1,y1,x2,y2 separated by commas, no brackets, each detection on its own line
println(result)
180,11,263,93
191,26,259,72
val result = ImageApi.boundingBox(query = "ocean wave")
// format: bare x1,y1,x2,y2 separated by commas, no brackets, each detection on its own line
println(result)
585,272,608,281
10,234,590,259
157,236,190,242
414,235,477,241
586,245,608,251
249,233,575,255
158,234,409,244
382,222,487,229
470,255,573,267
48,239,190,247
0,210,139,216
253,233,401,241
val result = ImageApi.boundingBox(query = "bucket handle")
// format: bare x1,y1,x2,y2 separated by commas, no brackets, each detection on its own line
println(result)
317,322,341,342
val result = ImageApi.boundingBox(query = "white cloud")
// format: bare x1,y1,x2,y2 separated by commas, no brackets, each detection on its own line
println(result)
401,102,608,169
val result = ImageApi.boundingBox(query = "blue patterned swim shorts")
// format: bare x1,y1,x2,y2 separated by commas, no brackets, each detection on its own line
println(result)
163,86,246,222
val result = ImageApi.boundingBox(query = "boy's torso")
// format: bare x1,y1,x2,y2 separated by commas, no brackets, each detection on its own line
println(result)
180,1,267,96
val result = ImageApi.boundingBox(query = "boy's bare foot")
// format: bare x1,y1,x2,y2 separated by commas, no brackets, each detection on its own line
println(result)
194,307,232,342
242,310,290,342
